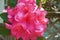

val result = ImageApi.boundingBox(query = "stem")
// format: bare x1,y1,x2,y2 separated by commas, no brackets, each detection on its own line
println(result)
39,2,42,8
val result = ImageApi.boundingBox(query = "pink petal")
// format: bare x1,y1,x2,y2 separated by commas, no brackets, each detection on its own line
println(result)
5,23,12,29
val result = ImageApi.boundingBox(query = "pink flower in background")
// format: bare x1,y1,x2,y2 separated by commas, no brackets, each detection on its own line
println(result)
5,0,48,40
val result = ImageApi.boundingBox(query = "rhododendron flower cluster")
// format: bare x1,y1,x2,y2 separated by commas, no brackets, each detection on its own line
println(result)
5,0,48,40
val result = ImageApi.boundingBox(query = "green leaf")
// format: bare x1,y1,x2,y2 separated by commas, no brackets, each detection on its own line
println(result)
8,0,17,7
0,23,10,36
36,0,41,6
37,37,45,40
41,0,46,4
0,13,8,22
36,0,46,6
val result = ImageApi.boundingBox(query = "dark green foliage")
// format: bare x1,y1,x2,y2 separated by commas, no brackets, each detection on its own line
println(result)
36,0,41,6
0,23,10,36
8,0,17,7
0,13,8,22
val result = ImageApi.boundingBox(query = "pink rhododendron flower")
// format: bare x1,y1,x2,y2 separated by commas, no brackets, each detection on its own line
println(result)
5,0,48,40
